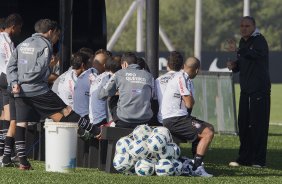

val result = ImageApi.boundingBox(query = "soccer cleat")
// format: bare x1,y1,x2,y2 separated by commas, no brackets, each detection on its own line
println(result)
1,161,18,167
19,163,32,170
229,161,240,167
192,166,213,177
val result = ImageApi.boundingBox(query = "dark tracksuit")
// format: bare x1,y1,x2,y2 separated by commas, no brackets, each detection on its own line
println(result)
232,32,271,166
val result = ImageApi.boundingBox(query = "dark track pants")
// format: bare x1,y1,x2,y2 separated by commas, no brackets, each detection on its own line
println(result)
237,92,270,166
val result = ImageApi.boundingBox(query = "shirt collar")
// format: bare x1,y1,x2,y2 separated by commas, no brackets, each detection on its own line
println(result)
127,64,141,70
1,32,12,43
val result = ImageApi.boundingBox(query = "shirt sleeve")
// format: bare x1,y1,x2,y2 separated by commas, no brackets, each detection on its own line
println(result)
98,74,117,99
6,48,18,86
177,75,191,96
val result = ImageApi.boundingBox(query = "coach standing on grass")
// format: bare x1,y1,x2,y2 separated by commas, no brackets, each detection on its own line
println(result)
227,16,271,168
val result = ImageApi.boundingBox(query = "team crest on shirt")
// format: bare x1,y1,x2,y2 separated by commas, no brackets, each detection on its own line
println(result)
192,121,201,129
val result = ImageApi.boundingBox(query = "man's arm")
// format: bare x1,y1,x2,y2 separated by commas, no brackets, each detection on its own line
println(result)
239,36,268,60
6,48,19,88
98,74,117,100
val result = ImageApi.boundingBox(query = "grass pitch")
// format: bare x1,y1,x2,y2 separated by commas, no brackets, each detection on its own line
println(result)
0,125,281,184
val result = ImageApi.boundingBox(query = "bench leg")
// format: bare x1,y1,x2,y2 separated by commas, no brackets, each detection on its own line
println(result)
105,140,118,173
98,140,108,170
88,138,100,168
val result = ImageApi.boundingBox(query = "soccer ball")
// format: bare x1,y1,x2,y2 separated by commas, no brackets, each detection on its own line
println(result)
128,140,149,159
167,143,181,159
155,159,175,176
113,152,134,173
135,159,155,176
124,167,136,175
152,127,172,143
146,133,167,153
115,136,133,154
156,145,174,159
171,159,183,176
132,125,152,141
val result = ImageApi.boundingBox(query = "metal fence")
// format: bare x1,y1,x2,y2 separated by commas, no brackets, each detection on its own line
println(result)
192,71,238,134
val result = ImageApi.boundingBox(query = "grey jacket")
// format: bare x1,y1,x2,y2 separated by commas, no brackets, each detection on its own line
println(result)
99,64,154,124
6,33,53,97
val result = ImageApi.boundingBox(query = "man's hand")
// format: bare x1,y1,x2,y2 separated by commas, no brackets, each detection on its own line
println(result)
227,61,237,70
95,126,103,140
12,84,20,94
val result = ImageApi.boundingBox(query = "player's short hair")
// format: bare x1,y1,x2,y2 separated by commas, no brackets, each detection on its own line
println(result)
121,52,137,65
71,52,90,69
34,19,60,34
78,47,94,58
167,51,184,71
105,57,122,73
241,16,256,26
95,49,112,57
4,13,23,28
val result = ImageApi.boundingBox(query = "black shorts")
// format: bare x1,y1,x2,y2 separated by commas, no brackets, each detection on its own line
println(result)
9,94,16,120
15,90,67,122
163,115,212,143
2,91,16,120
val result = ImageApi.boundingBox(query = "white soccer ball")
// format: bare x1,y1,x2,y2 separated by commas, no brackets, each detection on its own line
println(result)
155,159,175,176
124,167,136,175
167,143,181,159
115,136,133,154
171,159,183,176
146,133,167,153
132,125,152,141
135,159,155,176
156,145,174,159
152,127,172,143
128,140,149,159
113,152,134,173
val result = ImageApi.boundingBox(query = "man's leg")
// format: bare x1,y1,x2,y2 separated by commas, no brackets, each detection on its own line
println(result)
14,122,31,169
2,95,18,166
250,93,270,167
236,93,252,165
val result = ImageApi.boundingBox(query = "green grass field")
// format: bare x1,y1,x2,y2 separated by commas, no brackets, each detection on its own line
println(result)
235,84,282,124
0,85,281,183
0,125,281,184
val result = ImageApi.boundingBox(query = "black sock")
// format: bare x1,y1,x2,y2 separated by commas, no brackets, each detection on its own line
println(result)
193,154,204,170
0,120,4,156
1,120,9,156
78,117,100,136
191,139,200,157
15,126,29,166
2,136,14,163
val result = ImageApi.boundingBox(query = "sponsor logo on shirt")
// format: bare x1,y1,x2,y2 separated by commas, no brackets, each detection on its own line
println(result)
173,93,181,98
19,59,28,64
125,72,146,84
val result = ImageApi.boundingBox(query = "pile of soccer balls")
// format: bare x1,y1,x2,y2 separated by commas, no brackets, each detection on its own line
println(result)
113,125,187,176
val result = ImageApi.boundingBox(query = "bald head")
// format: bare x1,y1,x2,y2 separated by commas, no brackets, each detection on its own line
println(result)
185,57,200,69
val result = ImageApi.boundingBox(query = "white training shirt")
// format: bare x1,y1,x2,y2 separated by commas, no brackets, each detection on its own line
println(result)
161,71,195,120
73,68,98,117
155,71,176,123
52,67,77,108
89,71,111,124
0,32,14,75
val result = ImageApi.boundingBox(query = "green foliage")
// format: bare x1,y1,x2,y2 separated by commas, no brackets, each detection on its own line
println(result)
106,0,282,54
